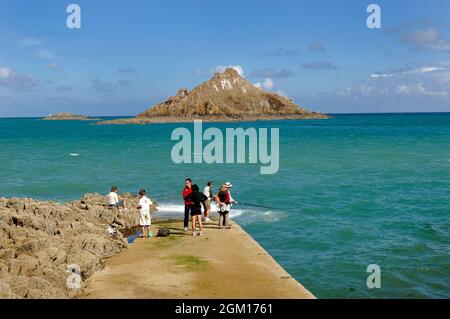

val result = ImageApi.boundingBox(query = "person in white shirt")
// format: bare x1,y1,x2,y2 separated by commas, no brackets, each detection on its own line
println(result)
108,186,128,212
202,181,214,223
137,189,153,238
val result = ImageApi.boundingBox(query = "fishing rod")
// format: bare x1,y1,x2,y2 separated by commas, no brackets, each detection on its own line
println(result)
237,202,291,213
208,197,290,212
154,193,291,213
237,203,319,223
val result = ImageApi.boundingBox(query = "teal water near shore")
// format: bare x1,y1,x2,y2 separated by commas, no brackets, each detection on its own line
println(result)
0,114,449,298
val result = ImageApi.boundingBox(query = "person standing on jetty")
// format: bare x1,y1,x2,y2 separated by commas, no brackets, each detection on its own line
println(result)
202,181,214,223
184,184,208,236
107,186,128,212
224,182,238,206
215,184,232,229
182,178,193,231
137,189,153,238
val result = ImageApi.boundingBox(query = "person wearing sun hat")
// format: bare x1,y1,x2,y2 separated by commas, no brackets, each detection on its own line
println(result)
224,182,238,205
215,182,237,229
215,184,230,229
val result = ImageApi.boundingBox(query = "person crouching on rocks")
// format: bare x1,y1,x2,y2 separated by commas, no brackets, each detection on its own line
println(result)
108,186,128,212
184,184,207,236
137,189,153,238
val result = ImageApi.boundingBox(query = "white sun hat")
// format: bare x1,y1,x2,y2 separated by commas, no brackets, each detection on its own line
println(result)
225,182,233,188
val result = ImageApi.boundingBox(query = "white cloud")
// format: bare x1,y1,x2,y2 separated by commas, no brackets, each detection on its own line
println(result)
265,48,300,57
35,49,55,60
395,85,410,95
20,37,42,47
250,68,295,79
0,66,38,89
0,67,13,78
339,87,353,97
359,84,376,96
277,90,289,98
92,77,131,94
302,60,337,70
46,63,62,71
307,42,326,53
415,83,448,97
55,85,72,93
398,27,450,52
410,66,445,74
345,63,450,99
263,78,274,89
254,78,274,90
370,73,394,79
371,66,446,79
213,65,244,77
119,67,137,74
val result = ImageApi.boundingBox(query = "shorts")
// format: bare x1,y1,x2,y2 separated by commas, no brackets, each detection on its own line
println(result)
190,207,202,216
140,211,151,226
204,199,211,210
109,200,124,207
219,204,231,213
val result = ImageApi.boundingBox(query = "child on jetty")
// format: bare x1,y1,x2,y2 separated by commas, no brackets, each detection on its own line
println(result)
137,189,153,238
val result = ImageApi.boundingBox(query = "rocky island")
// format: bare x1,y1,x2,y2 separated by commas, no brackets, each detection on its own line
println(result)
99,68,328,125
43,112,100,121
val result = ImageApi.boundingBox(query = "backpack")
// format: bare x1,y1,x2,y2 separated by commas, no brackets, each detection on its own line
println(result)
157,228,170,237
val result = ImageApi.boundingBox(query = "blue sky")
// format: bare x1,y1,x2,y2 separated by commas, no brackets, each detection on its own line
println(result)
1,0,450,117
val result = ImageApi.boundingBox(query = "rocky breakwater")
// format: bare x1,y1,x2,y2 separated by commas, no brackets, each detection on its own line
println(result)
0,193,157,298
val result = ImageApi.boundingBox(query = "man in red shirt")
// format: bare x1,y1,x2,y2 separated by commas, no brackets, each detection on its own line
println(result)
182,178,193,231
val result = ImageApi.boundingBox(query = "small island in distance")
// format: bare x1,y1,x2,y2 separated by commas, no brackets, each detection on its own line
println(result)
99,68,329,125
43,112,101,121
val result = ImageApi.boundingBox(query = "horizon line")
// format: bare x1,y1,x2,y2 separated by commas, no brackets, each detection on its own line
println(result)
2,111,450,119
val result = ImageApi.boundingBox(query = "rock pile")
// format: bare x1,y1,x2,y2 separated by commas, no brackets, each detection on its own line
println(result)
0,193,157,298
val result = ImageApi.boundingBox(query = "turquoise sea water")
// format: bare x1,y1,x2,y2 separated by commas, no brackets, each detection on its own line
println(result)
0,114,449,298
